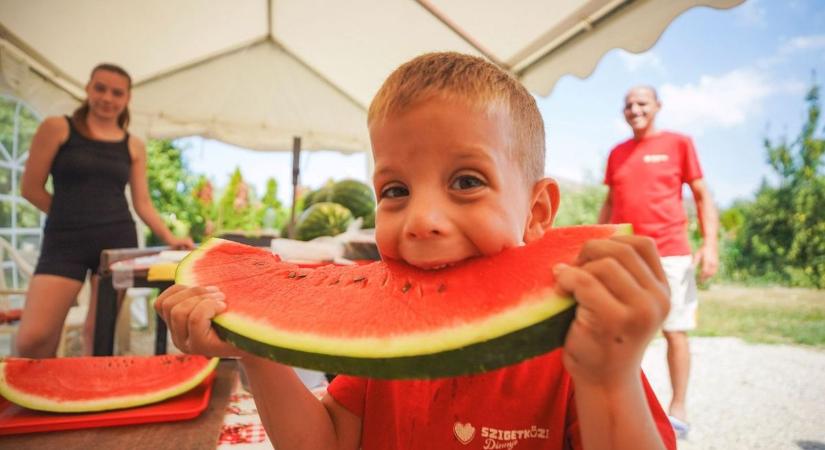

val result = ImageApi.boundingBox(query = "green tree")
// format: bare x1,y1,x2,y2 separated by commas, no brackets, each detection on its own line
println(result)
214,168,260,234
729,81,825,288
258,178,287,231
554,183,606,226
145,139,204,244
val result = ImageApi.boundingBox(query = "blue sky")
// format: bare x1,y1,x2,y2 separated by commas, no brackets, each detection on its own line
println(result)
181,0,825,208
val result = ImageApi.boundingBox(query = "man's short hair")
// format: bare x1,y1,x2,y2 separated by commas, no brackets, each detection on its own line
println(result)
368,52,545,182
626,85,660,103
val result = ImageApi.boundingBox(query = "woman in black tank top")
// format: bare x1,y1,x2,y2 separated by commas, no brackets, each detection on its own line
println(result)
17,63,195,358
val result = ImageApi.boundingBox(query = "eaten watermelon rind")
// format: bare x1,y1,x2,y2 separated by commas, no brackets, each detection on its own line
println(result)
0,356,219,413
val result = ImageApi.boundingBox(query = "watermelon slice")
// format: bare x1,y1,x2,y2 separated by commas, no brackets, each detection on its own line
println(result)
0,355,218,413
178,225,630,378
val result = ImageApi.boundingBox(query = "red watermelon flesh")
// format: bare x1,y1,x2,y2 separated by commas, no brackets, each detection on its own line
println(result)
177,225,629,378
0,355,218,413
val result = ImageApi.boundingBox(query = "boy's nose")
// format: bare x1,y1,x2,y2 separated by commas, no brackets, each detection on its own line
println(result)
404,200,449,239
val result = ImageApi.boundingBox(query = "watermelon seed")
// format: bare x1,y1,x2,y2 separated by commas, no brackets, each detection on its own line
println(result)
401,281,412,293
353,276,365,282
438,283,447,293
330,278,340,285
297,274,308,279
288,272,297,278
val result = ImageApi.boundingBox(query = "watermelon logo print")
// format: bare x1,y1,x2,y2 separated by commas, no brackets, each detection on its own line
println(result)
454,422,476,444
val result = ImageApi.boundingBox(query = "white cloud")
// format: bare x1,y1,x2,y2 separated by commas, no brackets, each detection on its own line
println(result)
617,51,666,74
758,34,825,68
656,69,776,134
780,34,825,53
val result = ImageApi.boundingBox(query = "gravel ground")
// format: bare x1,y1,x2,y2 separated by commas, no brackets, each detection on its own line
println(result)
641,337,825,450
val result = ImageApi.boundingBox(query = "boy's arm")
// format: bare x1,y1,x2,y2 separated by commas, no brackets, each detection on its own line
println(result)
155,285,362,450
555,236,671,450
241,356,362,450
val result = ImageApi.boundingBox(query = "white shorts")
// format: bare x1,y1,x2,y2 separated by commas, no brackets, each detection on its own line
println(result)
661,255,698,332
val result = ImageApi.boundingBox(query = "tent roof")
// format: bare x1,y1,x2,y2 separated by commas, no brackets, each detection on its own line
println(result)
0,0,742,152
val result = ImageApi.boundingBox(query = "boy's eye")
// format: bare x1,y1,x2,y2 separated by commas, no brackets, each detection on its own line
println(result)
94,84,106,93
112,89,125,97
380,185,409,199
450,175,484,191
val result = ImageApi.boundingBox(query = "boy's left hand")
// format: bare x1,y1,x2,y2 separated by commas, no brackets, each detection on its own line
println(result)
554,235,670,388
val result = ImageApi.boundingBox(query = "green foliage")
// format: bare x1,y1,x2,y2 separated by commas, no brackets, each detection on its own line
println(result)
214,168,258,233
724,82,825,288
0,97,40,160
145,140,204,244
258,178,288,231
554,184,606,226
210,169,289,237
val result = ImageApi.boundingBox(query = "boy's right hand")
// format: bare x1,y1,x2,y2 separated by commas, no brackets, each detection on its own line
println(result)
154,285,240,357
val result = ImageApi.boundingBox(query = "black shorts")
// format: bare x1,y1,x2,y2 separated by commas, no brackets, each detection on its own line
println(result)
34,221,138,282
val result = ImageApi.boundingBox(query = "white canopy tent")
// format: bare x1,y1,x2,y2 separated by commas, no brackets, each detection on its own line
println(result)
1,0,743,154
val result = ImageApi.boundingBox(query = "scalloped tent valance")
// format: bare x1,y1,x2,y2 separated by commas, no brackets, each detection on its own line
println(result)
0,0,742,153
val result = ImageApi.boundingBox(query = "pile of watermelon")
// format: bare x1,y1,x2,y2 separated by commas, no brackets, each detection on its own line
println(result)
297,179,375,240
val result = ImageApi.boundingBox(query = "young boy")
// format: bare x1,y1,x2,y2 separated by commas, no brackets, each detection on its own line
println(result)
156,52,676,450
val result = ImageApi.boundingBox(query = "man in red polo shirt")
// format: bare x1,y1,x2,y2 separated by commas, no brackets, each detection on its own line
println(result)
599,85,719,439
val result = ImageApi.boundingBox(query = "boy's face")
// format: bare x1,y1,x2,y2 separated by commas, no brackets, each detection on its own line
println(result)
370,97,546,269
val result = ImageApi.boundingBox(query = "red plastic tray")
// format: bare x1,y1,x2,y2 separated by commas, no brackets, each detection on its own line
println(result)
0,371,216,436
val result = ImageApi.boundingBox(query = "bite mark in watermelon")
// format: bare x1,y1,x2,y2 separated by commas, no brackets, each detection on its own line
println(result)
0,355,219,413
177,225,630,378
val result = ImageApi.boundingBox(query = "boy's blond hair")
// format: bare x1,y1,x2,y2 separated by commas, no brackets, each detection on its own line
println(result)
368,52,545,182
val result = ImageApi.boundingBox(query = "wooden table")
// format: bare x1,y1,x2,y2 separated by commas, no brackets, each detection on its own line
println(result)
93,246,174,356
0,360,238,449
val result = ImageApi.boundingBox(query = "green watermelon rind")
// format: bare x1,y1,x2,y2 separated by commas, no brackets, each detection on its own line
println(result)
0,357,219,413
214,305,576,379
211,292,574,358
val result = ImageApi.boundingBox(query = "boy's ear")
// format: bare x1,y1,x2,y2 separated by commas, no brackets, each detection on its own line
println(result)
524,178,559,243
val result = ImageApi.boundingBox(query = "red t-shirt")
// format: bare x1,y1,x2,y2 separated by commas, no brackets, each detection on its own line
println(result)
604,131,703,256
328,349,675,450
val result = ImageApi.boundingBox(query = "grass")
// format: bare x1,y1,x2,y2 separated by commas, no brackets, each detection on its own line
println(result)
691,284,825,348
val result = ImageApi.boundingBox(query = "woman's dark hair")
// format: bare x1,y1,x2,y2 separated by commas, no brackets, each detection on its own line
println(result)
72,63,132,137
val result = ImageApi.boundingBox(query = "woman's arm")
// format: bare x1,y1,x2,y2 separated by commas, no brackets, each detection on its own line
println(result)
128,136,194,249
21,117,69,213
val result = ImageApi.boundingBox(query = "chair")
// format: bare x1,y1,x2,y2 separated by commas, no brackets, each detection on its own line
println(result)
0,236,89,356
0,237,33,356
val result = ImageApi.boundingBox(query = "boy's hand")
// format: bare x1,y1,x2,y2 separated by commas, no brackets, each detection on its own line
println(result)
154,285,240,357
554,235,670,388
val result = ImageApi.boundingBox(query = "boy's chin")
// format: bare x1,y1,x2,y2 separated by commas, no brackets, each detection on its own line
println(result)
405,256,476,271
